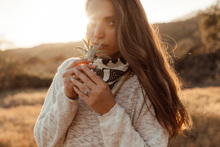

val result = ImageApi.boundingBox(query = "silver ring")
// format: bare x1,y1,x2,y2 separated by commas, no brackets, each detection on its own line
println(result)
83,83,91,95
84,87,91,95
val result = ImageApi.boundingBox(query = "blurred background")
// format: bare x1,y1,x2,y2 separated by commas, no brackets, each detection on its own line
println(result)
0,0,220,146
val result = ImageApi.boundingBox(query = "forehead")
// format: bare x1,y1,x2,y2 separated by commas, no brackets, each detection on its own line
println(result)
86,0,115,18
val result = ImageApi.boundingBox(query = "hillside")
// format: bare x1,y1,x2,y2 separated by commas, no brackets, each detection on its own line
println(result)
176,49,220,87
171,11,199,22
4,41,83,61
156,16,202,48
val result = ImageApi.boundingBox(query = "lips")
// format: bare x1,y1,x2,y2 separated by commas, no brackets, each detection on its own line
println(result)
93,42,108,49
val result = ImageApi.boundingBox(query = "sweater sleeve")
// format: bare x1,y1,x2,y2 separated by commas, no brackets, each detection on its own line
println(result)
98,98,169,147
34,59,79,147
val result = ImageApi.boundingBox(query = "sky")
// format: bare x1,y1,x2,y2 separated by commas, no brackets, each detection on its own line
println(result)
0,0,216,50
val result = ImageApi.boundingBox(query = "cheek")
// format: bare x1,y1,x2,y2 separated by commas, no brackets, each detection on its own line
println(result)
110,33,117,47
107,30,116,42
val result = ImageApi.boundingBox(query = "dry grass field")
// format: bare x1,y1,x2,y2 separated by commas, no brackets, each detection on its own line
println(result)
0,89,47,147
0,87,219,147
169,87,220,147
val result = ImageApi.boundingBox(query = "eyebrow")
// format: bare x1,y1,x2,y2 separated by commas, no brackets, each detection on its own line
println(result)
88,15,115,20
104,16,115,20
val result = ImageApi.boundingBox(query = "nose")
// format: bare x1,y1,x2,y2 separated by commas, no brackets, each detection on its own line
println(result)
94,24,104,39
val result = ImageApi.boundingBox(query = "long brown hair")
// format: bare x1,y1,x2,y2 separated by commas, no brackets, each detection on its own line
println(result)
85,0,192,139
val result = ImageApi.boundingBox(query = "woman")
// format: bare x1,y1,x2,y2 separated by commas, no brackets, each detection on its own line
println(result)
34,0,192,146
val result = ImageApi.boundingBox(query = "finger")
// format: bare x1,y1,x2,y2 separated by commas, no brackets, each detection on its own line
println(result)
74,64,96,72
72,74,80,80
81,65,102,85
71,78,89,93
73,73,90,80
70,77,83,84
64,64,96,78
72,64,95,80
74,69,96,89
73,86,90,102
63,76,76,92
67,58,91,69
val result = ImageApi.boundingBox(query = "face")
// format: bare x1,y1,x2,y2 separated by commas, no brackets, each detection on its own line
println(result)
86,0,121,60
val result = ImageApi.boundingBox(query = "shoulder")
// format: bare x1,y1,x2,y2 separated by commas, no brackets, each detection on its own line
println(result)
124,74,140,88
117,74,152,107
57,57,79,74
120,75,143,98
117,74,148,103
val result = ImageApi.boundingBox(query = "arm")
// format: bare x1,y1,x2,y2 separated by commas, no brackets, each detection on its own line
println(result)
98,98,169,147
72,64,169,146
34,61,79,147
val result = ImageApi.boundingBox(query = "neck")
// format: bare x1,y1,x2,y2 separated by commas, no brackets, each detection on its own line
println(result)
109,52,122,60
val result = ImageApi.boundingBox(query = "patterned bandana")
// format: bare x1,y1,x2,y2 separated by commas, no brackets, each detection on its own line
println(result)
93,57,130,94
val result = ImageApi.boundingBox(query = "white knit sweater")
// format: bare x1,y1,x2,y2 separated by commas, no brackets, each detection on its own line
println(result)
34,58,169,147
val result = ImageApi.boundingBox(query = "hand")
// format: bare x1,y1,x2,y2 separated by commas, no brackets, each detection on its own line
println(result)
72,65,116,115
62,59,96,99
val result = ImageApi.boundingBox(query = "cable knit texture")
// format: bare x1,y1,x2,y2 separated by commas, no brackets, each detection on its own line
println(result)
34,58,169,147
